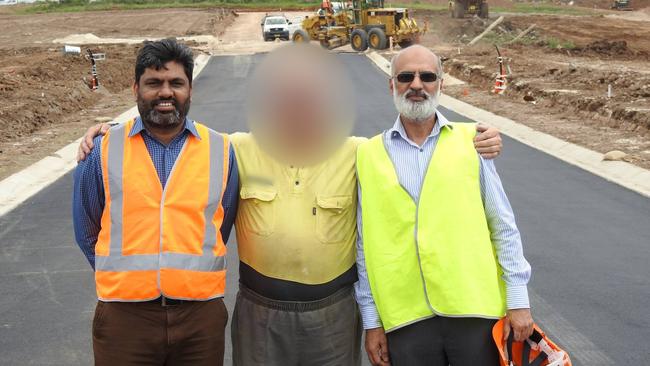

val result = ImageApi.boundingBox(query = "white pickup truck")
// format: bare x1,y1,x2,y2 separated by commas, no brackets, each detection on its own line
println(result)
261,15,291,41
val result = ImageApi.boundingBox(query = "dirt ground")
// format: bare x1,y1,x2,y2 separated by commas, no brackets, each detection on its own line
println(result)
0,7,234,49
0,7,235,180
406,8,650,168
210,11,312,55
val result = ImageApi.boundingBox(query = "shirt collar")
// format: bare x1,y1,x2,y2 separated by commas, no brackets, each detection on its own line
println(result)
388,110,452,141
129,116,201,140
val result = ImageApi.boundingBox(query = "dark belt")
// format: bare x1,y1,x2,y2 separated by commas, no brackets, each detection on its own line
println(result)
238,262,358,302
238,283,353,312
144,296,192,307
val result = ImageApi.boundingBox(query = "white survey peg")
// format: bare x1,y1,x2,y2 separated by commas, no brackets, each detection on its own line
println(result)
62,45,81,55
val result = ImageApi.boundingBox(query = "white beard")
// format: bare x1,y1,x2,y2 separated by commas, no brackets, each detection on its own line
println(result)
392,85,440,123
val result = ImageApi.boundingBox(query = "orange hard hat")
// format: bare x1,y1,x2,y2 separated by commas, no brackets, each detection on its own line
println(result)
492,318,572,366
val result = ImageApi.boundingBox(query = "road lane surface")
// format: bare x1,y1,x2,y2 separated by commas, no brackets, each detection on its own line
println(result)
1,53,648,365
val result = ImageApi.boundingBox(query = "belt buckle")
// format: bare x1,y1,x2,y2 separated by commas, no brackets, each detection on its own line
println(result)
161,296,175,307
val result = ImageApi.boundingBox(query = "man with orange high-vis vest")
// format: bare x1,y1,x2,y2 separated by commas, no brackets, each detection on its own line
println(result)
73,39,238,366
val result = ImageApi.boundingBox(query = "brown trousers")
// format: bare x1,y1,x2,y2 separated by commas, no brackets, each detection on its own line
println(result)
92,298,228,366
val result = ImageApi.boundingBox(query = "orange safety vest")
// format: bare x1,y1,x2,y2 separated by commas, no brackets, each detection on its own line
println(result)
95,118,229,302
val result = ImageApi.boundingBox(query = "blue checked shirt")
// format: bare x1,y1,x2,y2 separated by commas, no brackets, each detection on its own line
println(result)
354,112,531,329
72,117,239,270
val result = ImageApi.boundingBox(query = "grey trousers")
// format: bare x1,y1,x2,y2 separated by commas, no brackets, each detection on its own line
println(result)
231,285,362,366
386,316,499,366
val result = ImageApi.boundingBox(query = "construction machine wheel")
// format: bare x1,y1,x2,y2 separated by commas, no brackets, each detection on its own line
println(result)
350,29,369,52
453,0,465,18
320,39,330,49
479,2,489,19
398,40,413,49
368,28,388,50
292,29,310,43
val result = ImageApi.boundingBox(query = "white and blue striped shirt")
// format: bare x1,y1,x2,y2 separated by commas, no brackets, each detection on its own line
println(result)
354,112,532,330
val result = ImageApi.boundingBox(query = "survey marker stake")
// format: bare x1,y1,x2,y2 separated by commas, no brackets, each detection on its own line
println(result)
493,45,507,94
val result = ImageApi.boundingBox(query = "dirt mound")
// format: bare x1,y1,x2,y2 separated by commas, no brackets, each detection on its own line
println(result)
404,8,650,167
580,39,634,55
0,44,136,143
574,0,650,8
0,7,237,143
0,8,238,180
508,14,650,53
0,7,235,50
444,54,650,130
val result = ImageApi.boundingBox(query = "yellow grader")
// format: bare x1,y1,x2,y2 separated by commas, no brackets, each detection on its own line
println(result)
292,0,423,51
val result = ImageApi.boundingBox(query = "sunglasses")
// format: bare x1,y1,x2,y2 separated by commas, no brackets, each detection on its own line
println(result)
394,71,439,83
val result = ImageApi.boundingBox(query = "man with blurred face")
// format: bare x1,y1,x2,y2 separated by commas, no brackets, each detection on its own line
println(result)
73,38,238,366
355,45,534,366
76,44,504,366
228,46,364,366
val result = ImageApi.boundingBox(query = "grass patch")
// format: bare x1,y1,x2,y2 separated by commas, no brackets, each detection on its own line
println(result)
479,31,510,45
546,36,576,49
492,3,595,15
14,0,595,15
388,2,447,11
389,1,594,15
15,0,320,14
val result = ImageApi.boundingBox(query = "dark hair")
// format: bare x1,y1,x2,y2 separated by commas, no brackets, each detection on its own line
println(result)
135,38,194,86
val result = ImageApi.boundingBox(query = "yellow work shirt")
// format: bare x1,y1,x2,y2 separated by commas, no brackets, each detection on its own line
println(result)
230,132,365,285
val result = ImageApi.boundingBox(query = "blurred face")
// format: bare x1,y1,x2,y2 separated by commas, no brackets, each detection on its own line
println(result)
390,48,443,123
248,45,354,166
264,82,329,152
134,61,192,129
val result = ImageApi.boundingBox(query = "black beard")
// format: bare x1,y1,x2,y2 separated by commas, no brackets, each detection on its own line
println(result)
137,97,191,130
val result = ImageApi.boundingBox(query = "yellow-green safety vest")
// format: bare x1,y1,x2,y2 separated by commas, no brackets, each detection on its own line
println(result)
356,122,506,332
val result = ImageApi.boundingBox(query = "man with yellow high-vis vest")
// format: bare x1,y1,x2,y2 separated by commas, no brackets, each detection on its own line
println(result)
355,45,534,366
73,39,238,366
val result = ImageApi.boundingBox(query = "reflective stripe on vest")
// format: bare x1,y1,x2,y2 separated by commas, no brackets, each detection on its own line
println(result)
96,119,229,301
356,123,506,332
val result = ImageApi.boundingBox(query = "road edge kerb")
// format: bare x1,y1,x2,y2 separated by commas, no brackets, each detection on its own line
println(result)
366,51,650,198
0,54,212,218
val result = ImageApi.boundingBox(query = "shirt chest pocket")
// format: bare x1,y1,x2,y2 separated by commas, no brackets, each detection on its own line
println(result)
239,186,278,237
315,195,354,244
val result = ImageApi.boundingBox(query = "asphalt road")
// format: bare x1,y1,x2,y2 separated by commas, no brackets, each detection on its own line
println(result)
0,53,648,365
